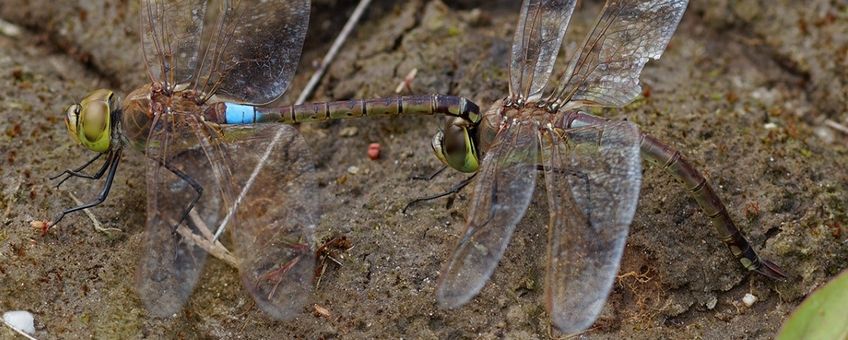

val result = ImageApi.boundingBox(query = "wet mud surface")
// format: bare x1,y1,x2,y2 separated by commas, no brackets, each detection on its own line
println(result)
1,0,847,338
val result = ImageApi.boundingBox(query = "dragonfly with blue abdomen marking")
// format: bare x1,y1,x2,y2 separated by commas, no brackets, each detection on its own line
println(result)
410,0,787,333
50,0,479,318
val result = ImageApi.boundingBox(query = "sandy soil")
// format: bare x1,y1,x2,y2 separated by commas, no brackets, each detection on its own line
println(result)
1,0,847,338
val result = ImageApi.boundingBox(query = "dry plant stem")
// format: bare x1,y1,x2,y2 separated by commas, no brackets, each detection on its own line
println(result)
825,119,848,135
67,192,121,234
295,0,372,105
171,211,240,268
395,68,418,93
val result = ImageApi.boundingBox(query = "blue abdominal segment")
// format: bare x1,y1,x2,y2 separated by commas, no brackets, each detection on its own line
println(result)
224,102,262,124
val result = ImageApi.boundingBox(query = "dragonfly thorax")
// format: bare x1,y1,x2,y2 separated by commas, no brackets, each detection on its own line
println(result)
501,102,559,126
121,83,216,152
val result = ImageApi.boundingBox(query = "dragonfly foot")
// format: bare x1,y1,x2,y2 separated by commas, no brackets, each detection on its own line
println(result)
402,173,476,213
40,212,69,236
409,166,447,181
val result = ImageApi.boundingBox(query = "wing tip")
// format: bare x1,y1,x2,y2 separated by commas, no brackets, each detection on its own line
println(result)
137,285,190,319
435,282,478,310
549,309,596,336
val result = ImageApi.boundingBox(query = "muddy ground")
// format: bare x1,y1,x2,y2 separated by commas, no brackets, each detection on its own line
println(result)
1,0,847,339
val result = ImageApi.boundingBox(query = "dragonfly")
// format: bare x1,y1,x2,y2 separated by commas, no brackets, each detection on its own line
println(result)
422,0,787,333
52,0,479,318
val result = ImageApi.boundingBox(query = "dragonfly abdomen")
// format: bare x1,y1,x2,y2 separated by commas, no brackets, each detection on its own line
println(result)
561,111,785,280
244,95,479,124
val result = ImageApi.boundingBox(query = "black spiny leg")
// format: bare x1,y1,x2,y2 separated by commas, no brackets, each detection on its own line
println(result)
403,173,477,213
49,149,122,229
161,162,204,233
49,152,109,188
410,165,447,181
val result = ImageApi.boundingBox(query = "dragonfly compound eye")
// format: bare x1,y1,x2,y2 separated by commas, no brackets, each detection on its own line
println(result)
74,89,114,153
433,124,479,173
64,103,82,145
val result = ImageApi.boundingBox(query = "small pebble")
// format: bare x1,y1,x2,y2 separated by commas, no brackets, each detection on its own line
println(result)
313,304,331,318
347,166,359,175
3,310,35,335
367,143,381,160
742,293,757,307
339,126,358,137
0,19,22,37
705,295,717,310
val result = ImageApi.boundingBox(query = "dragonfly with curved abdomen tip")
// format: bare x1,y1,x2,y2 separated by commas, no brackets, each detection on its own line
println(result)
417,0,787,333
51,0,479,319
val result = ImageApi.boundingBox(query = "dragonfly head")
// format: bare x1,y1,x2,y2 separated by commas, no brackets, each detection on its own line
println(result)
431,117,480,173
65,89,119,153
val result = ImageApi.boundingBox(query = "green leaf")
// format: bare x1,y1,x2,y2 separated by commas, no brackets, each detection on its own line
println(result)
777,270,848,340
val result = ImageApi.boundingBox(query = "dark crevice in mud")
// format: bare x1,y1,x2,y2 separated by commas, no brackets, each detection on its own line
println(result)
5,20,121,88
752,41,811,85
660,282,711,327
442,0,515,10
389,5,422,54
686,9,812,96
701,14,812,87
357,1,426,62
362,252,374,289
763,225,782,245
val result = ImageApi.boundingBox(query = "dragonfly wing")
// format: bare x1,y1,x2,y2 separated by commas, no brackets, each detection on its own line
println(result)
541,121,641,333
223,124,318,320
201,0,311,105
509,0,578,102
437,121,539,308
141,0,207,87
548,0,688,109
136,114,235,317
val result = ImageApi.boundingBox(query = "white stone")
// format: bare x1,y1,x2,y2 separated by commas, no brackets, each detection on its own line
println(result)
742,293,758,307
705,295,718,310
3,310,35,335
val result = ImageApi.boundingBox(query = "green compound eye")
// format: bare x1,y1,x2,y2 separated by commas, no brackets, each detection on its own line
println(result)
67,89,114,153
431,123,479,173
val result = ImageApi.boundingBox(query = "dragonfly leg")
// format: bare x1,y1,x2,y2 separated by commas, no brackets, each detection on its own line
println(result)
639,134,787,280
410,165,448,181
161,162,204,233
48,149,122,230
402,173,477,213
49,152,108,188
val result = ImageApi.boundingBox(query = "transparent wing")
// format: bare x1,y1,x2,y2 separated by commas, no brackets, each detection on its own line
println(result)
141,0,207,88
136,114,234,317
436,121,539,308
509,0,577,103
199,0,311,105
226,124,317,319
544,0,688,109
541,121,641,333
136,117,317,318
